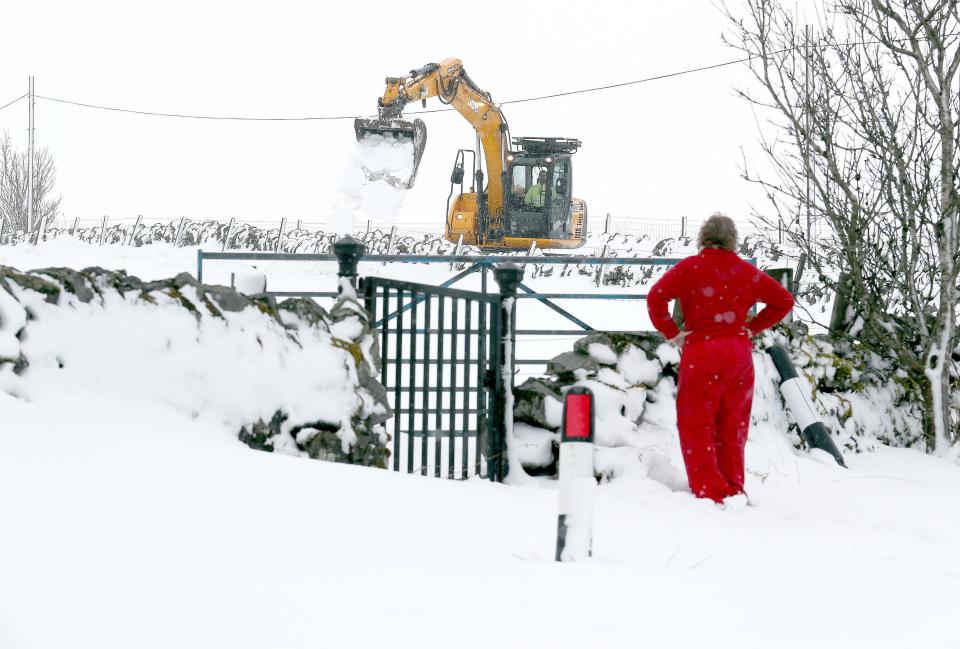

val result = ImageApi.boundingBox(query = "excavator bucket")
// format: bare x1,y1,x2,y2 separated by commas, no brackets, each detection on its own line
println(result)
353,117,427,189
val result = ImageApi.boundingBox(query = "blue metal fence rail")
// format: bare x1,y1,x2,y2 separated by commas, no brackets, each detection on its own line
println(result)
196,249,686,283
196,249,756,366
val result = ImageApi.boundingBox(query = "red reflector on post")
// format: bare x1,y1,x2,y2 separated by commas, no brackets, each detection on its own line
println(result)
563,389,594,442
557,386,596,561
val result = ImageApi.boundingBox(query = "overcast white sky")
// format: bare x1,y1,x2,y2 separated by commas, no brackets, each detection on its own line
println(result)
0,0,779,228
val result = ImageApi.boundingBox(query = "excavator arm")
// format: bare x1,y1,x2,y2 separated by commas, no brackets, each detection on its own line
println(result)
356,58,511,220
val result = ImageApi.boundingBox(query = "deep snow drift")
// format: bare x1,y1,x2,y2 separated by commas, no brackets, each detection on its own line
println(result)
2,385,959,648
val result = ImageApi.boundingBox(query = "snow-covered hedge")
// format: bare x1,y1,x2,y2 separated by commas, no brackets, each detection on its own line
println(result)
0,265,392,466
511,323,924,483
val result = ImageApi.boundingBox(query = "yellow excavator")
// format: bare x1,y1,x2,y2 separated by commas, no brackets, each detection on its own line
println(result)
355,58,587,250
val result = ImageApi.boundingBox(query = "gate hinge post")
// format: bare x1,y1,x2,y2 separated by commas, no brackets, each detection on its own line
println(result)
491,262,524,482
493,263,524,297
333,235,366,294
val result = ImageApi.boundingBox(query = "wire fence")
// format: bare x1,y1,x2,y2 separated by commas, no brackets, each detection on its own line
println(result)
0,215,460,252
586,214,758,241
35,216,440,235
10,214,757,246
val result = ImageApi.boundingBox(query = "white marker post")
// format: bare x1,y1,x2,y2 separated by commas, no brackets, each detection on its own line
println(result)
556,386,596,562
767,345,846,468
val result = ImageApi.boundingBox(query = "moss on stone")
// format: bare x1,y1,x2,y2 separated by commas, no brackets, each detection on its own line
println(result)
250,295,279,319
164,287,200,317
1,266,62,304
331,338,363,367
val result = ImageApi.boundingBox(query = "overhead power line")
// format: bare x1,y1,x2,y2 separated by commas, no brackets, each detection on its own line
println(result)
31,55,766,122
497,56,754,106
35,94,364,121
0,93,26,112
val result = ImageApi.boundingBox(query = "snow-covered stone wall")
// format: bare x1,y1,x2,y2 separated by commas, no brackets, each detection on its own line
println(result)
512,323,924,483
0,265,391,467
2,219,467,256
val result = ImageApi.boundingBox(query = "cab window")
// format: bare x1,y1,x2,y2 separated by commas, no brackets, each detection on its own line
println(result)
510,163,550,209
551,163,569,204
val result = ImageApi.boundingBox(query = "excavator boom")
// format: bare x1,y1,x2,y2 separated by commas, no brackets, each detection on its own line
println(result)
356,59,509,215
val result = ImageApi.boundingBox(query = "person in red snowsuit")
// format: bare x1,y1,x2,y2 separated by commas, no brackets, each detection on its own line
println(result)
646,214,794,504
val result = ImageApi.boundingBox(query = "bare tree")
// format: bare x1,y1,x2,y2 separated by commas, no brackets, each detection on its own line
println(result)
0,131,62,240
725,0,960,454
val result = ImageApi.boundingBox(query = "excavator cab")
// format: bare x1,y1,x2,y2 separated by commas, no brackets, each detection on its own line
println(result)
505,159,571,237
500,137,584,247
445,136,587,249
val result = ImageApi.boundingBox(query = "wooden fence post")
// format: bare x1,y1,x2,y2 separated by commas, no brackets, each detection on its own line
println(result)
34,211,49,245
595,244,609,287
450,233,464,270
277,217,287,252
126,214,142,246
175,217,187,247
386,225,397,255
222,217,235,252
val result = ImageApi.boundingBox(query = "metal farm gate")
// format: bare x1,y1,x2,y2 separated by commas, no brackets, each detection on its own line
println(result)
360,266,522,482
196,238,740,484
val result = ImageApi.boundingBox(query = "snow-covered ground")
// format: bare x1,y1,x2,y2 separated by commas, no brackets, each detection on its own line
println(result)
2,386,959,648
2,238,958,648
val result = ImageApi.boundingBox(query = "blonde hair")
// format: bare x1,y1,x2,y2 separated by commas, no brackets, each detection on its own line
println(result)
697,212,738,251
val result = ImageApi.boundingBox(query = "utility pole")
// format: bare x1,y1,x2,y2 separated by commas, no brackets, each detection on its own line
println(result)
804,26,813,246
26,76,35,238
